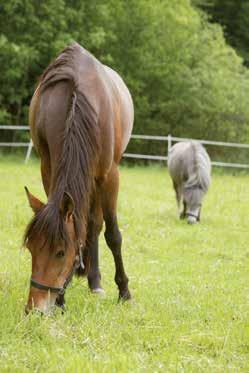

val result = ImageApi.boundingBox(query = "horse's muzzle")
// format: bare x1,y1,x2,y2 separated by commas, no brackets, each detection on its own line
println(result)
25,287,57,315
187,215,198,224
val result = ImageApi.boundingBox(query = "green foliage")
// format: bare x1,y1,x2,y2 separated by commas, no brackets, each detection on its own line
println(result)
194,0,249,66
0,157,249,371
1,0,249,151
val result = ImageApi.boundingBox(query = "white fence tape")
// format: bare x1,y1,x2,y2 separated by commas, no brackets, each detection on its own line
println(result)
123,134,249,169
0,126,249,169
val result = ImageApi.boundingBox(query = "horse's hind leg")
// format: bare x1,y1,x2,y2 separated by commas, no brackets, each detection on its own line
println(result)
173,181,183,218
41,159,51,196
100,165,131,301
86,191,104,294
39,142,51,196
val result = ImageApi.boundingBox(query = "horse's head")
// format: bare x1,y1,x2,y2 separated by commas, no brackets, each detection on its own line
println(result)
183,185,204,224
24,187,81,314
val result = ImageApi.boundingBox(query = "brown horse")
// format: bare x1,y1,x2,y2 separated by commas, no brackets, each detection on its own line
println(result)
24,43,134,313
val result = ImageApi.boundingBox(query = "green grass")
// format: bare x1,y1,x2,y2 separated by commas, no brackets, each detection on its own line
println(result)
0,156,249,372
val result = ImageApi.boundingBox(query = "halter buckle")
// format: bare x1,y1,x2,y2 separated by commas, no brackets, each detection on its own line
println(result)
78,242,85,270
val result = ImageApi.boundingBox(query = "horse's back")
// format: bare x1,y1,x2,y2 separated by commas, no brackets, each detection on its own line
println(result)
103,66,134,155
168,142,192,182
71,44,134,163
29,43,134,176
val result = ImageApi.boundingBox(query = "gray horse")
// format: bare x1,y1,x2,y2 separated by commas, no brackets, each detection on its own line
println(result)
168,141,211,224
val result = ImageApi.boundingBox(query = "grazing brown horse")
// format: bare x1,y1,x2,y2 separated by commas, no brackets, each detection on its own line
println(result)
24,42,134,313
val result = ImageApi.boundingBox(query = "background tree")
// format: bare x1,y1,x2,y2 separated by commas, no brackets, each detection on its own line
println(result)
193,0,249,65
1,0,249,160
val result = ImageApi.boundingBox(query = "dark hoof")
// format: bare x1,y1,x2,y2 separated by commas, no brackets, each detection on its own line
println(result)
118,289,132,302
180,212,186,220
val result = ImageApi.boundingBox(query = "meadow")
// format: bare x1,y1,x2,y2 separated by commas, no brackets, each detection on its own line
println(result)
0,156,248,372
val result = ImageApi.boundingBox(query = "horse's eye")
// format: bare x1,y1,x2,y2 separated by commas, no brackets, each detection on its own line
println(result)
56,250,65,258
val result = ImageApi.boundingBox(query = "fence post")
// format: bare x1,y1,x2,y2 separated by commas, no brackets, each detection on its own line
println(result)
167,134,172,156
25,140,33,164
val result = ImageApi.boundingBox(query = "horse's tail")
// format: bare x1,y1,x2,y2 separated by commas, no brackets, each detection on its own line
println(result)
191,142,211,191
38,44,100,252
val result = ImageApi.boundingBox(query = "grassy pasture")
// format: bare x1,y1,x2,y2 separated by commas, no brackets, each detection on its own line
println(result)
0,156,249,372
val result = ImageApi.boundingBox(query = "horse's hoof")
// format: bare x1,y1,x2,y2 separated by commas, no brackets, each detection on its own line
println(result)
118,289,132,302
91,288,106,296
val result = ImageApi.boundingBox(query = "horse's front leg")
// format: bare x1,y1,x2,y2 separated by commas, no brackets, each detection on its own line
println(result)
197,206,202,222
86,193,105,294
101,165,131,301
180,200,187,219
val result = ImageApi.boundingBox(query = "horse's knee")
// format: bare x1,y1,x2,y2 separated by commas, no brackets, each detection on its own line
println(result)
104,228,122,251
88,217,103,238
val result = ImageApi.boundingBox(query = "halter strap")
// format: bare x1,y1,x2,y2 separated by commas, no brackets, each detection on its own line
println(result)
184,184,203,191
186,212,199,219
30,279,64,294
30,241,84,296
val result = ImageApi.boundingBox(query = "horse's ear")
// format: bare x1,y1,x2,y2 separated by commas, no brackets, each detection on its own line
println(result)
24,186,44,213
60,192,75,220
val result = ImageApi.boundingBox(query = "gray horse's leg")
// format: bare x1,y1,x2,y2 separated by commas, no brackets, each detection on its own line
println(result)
180,200,187,219
197,205,202,222
173,182,181,210
173,182,186,219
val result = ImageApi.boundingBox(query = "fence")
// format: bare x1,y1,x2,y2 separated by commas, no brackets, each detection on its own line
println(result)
0,126,249,169
123,134,249,169
0,125,32,163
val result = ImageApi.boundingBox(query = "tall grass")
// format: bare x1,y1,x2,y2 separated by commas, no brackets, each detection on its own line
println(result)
0,157,248,372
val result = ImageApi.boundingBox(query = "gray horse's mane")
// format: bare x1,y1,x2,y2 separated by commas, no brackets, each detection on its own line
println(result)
184,142,211,192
